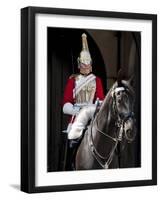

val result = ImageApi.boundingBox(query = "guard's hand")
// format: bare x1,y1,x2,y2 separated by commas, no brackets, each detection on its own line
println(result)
63,102,80,115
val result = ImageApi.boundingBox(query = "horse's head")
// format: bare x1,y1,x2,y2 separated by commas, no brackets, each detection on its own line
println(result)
112,79,135,119
96,78,136,142
110,79,136,142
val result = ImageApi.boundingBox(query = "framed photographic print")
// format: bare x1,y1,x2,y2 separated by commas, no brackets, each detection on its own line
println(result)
21,6,157,193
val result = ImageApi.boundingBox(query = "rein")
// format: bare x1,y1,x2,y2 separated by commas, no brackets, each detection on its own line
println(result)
88,118,118,169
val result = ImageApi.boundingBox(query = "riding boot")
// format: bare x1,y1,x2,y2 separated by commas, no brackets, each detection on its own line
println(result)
68,137,82,170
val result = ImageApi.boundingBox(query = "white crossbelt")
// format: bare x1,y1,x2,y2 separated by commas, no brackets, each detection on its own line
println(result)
73,74,96,98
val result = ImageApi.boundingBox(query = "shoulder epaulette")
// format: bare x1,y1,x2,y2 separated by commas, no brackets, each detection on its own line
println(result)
69,74,79,79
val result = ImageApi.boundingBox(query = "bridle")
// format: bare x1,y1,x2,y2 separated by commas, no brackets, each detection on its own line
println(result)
88,120,118,169
88,86,136,169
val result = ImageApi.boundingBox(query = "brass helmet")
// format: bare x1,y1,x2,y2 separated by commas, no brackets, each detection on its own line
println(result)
77,33,92,67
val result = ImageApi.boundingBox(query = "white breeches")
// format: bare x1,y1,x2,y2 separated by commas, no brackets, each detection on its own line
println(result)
68,104,96,140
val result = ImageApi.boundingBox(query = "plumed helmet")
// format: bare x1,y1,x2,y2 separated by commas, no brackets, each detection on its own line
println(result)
77,33,92,67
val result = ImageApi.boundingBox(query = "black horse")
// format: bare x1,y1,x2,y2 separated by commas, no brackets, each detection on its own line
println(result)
75,79,137,170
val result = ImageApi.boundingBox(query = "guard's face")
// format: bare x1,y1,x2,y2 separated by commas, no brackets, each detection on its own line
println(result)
79,63,92,75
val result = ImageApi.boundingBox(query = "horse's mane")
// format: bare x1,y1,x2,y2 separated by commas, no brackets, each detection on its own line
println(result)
95,82,117,125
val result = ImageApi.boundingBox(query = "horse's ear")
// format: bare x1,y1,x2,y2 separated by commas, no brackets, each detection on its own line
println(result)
127,75,135,88
117,68,127,85
117,68,127,81
117,67,135,88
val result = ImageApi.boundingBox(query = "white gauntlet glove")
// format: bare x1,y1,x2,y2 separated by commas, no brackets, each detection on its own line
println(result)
63,102,80,116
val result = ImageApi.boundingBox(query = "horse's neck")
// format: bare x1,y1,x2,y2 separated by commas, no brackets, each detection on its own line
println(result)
91,90,116,144
95,91,114,131
94,109,115,136
89,110,115,160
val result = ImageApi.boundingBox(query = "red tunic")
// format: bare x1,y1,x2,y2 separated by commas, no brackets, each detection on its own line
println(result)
62,75,105,106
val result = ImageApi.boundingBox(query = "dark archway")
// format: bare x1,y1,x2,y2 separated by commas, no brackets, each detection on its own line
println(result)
47,28,107,171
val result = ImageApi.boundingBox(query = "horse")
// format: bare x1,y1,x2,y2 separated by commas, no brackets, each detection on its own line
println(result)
75,79,137,170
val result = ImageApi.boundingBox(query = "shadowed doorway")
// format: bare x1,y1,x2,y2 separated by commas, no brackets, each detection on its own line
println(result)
47,27,141,171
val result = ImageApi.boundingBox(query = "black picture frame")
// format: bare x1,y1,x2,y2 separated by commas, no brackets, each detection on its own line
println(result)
21,6,157,193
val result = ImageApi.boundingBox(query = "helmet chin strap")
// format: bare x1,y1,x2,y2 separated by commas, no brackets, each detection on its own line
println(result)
79,67,92,76
80,71,92,76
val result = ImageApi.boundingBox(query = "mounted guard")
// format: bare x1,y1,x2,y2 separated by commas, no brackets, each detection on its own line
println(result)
62,33,105,167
